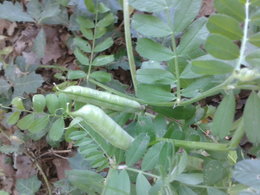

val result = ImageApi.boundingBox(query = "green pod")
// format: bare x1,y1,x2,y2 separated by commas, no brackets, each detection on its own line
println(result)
61,86,144,112
69,104,134,150
32,94,46,112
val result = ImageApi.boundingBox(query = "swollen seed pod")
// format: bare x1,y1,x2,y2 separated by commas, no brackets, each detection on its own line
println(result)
61,86,144,112
69,105,134,150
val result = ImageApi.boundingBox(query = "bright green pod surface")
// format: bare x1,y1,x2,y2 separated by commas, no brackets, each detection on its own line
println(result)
61,86,143,112
69,104,134,150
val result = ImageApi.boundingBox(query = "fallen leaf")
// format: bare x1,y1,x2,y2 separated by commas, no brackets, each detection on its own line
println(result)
13,72,44,97
22,51,41,65
42,40,63,64
7,22,17,36
14,25,38,54
15,155,37,179
52,158,71,179
0,19,12,34
198,0,215,17
42,26,63,64
0,154,15,177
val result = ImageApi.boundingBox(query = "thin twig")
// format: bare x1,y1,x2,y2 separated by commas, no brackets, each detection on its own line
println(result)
25,150,52,195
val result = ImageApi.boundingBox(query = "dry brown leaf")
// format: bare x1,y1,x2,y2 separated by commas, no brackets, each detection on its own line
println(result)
42,26,64,64
22,51,41,65
15,155,37,179
52,158,71,179
14,25,38,55
0,19,12,34
198,0,215,17
0,154,15,177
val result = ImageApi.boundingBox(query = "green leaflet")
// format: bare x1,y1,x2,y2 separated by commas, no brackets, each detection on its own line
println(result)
7,111,21,125
136,38,174,61
103,169,131,195
48,117,65,141
33,94,46,112
205,34,240,60
249,32,260,47
233,159,260,190
136,173,151,195
243,92,260,144
191,58,233,75
17,114,34,130
46,94,59,114
214,0,245,22
125,134,150,166
132,14,172,37
207,14,243,40
212,93,235,139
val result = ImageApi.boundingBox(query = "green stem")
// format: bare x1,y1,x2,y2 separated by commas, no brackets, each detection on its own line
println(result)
157,138,229,151
38,65,68,71
87,11,99,81
171,34,181,104
119,166,160,179
123,0,138,93
236,85,260,90
235,0,250,71
229,119,245,149
186,183,228,190
153,80,228,107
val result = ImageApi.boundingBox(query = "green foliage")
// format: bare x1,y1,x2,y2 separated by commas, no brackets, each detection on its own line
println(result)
72,4,116,79
243,92,260,143
233,159,260,190
1,0,260,194
68,130,109,170
211,93,236,139
16,176,42,195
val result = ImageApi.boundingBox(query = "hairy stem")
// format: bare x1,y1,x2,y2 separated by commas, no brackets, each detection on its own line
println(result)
87,11,99,81
123,0,138,93
235,0,250,71
157,138,229,151
171,34,181,104
118,165,160,179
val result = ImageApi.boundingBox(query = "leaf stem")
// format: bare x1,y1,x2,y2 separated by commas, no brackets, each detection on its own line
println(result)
171,34,181,104
118,165,160,179
87,11,99,81
235,0,250,71
24,150,52,195
123,0,138,93
157,138,229,151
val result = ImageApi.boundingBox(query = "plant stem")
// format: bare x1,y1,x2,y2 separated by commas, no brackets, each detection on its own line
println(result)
157,138,229,151
186,183,228,190
87,11,99,81
123,0,138,93
24,150,52,195
118,165,160,179
152,81,228,107
235,0,250,71
171,34,181,104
